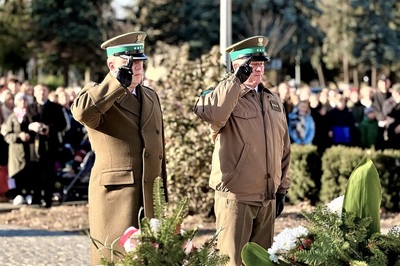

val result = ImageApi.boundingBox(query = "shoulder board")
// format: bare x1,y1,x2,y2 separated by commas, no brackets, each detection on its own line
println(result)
201,87,214,96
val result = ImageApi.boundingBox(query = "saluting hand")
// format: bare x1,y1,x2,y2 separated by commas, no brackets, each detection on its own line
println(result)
234,57,252,83
116,56,134,88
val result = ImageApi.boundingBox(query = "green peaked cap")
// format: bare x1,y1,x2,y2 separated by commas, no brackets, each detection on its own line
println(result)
101,31,148,60
225,36,270,61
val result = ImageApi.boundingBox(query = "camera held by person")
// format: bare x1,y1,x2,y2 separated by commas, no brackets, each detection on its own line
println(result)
28,122,49,135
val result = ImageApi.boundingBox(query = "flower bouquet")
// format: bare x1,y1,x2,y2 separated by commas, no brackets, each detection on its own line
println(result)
241,158,400,266
94,177,229,266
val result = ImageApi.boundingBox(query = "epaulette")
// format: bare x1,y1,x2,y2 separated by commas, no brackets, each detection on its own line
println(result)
201,87,215,96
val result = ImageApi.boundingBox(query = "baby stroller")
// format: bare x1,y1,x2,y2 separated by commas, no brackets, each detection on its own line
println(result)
54,134,94,203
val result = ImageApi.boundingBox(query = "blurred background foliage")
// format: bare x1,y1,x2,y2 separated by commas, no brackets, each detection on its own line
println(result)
1,0,400,86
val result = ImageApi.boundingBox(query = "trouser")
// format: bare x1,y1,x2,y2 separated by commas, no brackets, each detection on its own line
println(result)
214,193,275,266
31,158,56,205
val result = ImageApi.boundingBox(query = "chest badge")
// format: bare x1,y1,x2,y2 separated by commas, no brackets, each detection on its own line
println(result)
270,100,281,112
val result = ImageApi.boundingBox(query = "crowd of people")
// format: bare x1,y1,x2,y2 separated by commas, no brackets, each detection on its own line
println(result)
0,76,87,207
276,76,400,155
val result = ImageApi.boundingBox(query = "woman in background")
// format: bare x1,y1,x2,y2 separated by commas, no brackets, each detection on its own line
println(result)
3,92,35,205
288,100,315,145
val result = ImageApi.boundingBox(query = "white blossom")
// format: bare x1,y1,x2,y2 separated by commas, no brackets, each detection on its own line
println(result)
327,195,344,217
150,218,161,233
268,226,308,263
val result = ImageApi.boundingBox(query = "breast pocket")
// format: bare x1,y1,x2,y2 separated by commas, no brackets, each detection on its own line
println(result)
231,98,258,119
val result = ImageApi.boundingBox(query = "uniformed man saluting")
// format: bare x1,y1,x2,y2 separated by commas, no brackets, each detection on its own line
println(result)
194,36,291,266
71,32,168,265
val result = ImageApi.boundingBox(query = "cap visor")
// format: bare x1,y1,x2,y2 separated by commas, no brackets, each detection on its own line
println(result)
251,55,270,62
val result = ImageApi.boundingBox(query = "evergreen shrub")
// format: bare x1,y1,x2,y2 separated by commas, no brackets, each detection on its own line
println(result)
286,144,321,205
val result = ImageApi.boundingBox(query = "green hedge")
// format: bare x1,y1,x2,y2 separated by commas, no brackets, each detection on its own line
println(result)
286,144,321,205
319,146,366,203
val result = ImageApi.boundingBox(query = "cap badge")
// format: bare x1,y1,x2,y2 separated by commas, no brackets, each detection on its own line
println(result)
136,34,144,43
258,37,264,46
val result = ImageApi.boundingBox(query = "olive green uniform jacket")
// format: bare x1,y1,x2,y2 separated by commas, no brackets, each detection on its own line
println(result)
71,74,167,265
194,76,291,201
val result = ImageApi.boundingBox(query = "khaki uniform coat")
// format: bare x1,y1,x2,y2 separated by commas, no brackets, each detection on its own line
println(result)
71,74,167,265
194,75,291,201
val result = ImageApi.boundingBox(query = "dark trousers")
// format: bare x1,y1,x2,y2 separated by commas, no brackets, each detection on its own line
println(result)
375,127,387,150
31,158,56,206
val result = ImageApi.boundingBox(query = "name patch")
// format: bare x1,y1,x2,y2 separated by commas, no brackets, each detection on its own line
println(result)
270,100,281,112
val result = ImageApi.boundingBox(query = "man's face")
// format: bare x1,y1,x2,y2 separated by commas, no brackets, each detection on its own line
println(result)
109,56,145,89
233,58,265,87
33,85,49,104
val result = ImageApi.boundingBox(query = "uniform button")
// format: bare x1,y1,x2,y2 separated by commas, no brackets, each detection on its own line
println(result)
156,129,160,134
267,173,271,178
144,179,148,183
144,152,149,158
159,155,163,160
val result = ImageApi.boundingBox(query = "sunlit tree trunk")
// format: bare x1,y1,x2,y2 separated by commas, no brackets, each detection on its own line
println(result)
371,65,377,88
343,52,349,84
352,69,359,89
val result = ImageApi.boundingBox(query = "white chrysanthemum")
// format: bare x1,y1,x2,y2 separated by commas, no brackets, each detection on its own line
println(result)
268,225,309,262
327,195,344,217
150,218,161,233
290,225,308,238
267,246,279,263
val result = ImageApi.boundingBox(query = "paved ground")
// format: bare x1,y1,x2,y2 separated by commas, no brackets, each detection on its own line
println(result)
0,203,91,266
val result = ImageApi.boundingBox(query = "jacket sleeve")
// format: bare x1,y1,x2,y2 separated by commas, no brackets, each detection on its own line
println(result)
3,116,18,144
287,114,300,144
193,76,242,134
71,73,127,129
304,116,315,144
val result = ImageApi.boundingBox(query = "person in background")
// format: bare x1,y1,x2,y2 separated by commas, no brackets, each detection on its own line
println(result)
3,92,35,205
20,81,34,104
277,82,293,121
58,88,85,153
288,100,315,145
359,107,379,149
194,36,291,266
382,83,400,150
0,90,14,198
0,89,15,134
26,84,67,208
327,95,356,147
373,75,392,150
6,77,20,96
0,95,9,202
347,88,364,147
71,31,168,265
